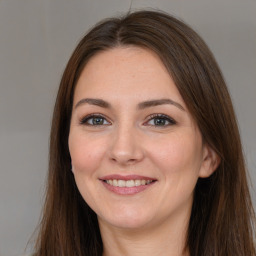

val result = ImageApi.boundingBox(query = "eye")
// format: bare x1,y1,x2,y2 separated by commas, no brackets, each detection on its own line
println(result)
144,114,176,127
80,114,111,126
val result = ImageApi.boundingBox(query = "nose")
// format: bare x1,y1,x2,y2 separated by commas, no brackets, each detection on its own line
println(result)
108,125,144,166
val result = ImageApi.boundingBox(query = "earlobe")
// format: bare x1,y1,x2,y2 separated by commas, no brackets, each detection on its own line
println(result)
199,144,221,178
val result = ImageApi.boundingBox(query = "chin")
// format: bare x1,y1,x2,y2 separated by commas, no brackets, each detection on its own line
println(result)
106,219,152,230
98,209,154,230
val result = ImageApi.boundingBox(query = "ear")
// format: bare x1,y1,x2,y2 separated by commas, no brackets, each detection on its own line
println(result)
199,144,221,178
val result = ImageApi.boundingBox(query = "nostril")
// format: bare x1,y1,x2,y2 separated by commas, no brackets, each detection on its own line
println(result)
108,134,144,164
110,157,138,164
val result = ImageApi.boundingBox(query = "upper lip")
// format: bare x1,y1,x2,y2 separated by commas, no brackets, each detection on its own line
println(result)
99,174,157,181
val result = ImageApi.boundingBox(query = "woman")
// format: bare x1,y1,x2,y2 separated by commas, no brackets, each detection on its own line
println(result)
34,10,255,256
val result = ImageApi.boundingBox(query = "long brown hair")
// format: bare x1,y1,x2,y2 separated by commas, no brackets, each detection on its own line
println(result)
34,10,255,256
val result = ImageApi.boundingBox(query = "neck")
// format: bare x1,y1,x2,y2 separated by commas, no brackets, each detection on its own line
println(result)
99,213,190,256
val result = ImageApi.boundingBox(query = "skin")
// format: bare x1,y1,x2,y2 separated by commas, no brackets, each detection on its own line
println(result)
68,47,219,256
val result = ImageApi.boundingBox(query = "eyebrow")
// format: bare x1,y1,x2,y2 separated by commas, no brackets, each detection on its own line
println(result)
137,99,185,111
74,98,185,111
74,98,111,109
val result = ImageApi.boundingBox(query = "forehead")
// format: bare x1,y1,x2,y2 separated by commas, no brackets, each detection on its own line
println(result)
74,46,184,104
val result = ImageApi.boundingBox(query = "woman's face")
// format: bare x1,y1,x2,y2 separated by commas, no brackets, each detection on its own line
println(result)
69,47,215,230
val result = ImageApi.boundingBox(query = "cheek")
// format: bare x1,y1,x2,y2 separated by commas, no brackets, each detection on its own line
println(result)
68,133,107,174
68,133,107,208
148,132,203,177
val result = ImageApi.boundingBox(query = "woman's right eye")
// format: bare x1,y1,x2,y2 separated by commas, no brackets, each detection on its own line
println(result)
80,115,111,126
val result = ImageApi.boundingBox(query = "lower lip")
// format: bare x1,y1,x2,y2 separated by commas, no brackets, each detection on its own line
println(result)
101,181,155,195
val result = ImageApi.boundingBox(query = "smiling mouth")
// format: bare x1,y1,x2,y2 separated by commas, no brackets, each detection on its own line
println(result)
104,179,155,187
100,175,157,195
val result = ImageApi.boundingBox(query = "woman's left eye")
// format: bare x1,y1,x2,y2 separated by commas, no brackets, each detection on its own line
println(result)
145,114,176,127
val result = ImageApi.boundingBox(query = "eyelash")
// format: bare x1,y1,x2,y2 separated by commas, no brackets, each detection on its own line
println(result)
79,113,110,126
79,113,176,127
144,114,176,127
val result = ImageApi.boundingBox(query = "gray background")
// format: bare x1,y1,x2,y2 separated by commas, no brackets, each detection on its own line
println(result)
0,0,255,255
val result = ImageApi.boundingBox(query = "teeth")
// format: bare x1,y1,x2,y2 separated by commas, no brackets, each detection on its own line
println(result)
118,180,125,187
105,179,153,187
135,180,141,186
126,180,135,187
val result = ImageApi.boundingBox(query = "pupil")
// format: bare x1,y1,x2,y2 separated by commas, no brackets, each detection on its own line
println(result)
154,118,165,126
93,117,103,125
